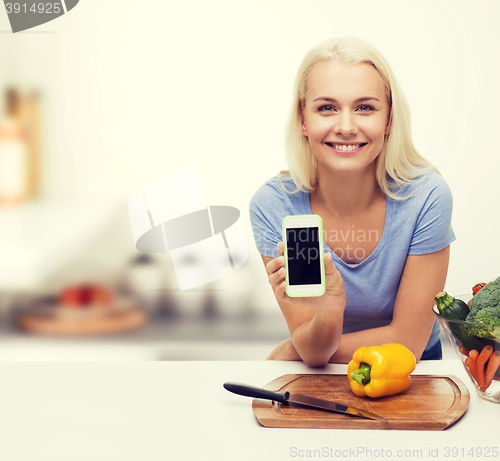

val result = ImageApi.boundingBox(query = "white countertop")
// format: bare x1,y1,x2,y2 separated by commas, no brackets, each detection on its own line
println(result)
0,359,497,461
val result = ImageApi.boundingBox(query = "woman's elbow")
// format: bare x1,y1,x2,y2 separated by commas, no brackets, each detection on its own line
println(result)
404,343,425,363
303,357,329,368
301,351,332,368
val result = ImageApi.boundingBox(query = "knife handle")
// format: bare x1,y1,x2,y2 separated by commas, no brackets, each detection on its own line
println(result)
223,382,289,404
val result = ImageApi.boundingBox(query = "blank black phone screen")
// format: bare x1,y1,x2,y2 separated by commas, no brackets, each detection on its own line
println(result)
286,227,321,285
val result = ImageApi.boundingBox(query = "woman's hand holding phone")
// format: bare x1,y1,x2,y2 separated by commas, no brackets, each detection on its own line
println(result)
264,242,346,364
266,241,346,314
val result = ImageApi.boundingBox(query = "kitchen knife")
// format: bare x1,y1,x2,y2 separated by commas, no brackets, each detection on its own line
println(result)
223,382,387,422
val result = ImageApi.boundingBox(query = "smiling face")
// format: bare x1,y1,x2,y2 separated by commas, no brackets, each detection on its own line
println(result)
301,59,391,177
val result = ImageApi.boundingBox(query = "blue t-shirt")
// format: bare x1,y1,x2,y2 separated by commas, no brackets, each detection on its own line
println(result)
249,170,456,355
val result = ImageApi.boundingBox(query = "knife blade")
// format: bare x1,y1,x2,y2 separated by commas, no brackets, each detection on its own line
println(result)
223,382,387,422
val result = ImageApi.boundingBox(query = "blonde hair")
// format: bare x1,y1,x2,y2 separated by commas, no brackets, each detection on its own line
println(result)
281,37,435,200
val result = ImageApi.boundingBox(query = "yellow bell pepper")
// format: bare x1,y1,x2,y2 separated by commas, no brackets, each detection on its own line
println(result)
347,343,416,398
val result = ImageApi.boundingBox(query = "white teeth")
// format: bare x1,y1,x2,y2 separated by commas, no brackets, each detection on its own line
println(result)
332,144,361,151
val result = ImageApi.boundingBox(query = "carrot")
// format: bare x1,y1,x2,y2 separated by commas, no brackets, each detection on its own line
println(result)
476,346,493,391
458,344,469,356
464,357,471,373
464,357,477,379
468,349,479,382
482,351,500,392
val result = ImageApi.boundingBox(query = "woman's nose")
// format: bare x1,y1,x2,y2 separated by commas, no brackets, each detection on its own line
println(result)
334,112,357,136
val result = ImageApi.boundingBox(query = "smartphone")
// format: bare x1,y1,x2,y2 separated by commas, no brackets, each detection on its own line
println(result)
282,214,325,297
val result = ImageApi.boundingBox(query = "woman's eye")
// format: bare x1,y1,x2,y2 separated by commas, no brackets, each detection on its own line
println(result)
318,105,336,112
357,105,375,112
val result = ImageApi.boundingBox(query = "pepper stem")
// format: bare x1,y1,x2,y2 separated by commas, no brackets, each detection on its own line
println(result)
351,362,371,385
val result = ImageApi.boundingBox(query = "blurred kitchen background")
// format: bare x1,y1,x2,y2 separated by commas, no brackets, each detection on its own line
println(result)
1,1,499,361
0,83,289,359
0,81,290,361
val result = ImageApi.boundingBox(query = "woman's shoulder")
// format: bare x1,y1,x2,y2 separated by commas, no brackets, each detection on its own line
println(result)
388,168,454,232
417,168,451,190
249,174,309,256
391,168,452,203
414,169,453,208
249,173,305,211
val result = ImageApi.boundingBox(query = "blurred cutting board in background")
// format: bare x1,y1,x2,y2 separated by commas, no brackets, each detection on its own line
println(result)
16,304,146,336
253,374,470,431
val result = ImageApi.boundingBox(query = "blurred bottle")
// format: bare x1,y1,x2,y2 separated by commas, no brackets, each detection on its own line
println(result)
126,254,163,315
0,88,27,205
210,255,256,320
20,91,42,199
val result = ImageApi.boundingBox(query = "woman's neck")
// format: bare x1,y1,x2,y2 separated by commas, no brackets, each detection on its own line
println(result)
310,165,384,218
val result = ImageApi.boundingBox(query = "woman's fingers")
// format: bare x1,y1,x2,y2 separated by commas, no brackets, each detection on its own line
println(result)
267,245,345,308
265,242,286,287
266,254,285,276
324,251,334,273
277,241,284,257
267,246,341,287
324,252,341,280
274,280,287,301
324,252,346,298
268,263,286,287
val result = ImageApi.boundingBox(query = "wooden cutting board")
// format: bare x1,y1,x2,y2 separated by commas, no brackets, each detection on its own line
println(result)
252,374,470,430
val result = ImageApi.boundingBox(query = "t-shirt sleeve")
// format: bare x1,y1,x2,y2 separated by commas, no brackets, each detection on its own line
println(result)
249,182,284,258
408,173,456,255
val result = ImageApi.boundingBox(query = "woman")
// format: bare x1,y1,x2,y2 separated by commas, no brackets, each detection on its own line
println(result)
249,37,455,366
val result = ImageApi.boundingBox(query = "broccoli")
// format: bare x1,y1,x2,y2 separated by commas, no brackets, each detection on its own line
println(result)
466,276,500,339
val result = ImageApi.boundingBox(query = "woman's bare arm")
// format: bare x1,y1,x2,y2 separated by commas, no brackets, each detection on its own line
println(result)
261,242,346,366
263,244,450,365
328,245,450,362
